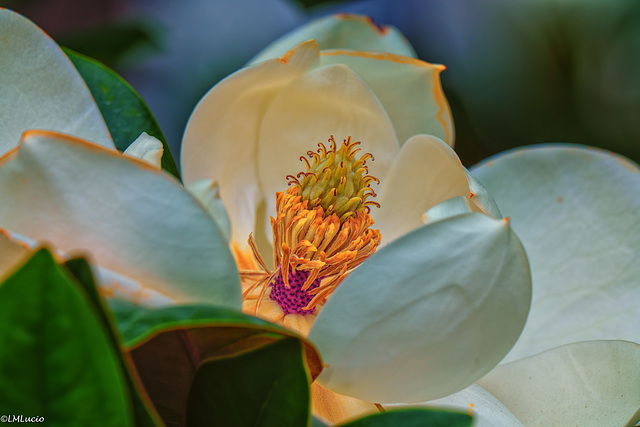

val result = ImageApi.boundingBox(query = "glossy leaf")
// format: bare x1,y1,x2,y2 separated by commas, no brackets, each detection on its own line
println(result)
109,300,322,426
64,258,162,427
187,337,310,426
339,409,471,427
65,48,180,179
0,249,131,426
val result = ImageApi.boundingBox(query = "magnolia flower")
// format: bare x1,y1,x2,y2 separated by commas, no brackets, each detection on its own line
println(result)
181,14,640,426
181,15,532,423
0,9,240,309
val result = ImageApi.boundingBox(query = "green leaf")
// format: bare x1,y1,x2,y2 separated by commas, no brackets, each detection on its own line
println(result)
0,249,132,426
187,337,310,426
109,300,322,426
339,409,472,427
64,48,180,180
64,258,163,427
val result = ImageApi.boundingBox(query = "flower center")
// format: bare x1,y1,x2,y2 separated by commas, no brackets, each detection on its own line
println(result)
287,136,379,222
240,136,381,323
269,267,322,315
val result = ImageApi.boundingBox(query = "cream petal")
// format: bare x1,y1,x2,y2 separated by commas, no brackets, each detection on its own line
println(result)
181,40,321,249
185,179,232,243
464,168,502,219
0,227,174,306
256,63,399,245
92,265,174,307
0,130,240,308
320,51,454,146
0,227,173,307
477,340,640,427
471,144,640,361
249,14,417,65
0,229,30,282
385,384,523,427
372,135,470,243
308,213,531,403
0,9,113,156
123,132,163,169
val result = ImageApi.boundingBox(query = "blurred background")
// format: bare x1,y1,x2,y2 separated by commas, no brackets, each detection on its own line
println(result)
3,0,640,167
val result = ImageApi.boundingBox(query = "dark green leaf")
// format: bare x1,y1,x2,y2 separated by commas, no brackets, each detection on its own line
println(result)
64,258,163,427
64,48,181,180
187,337,310,427
0,249,132,426
339,408,472,427
109,300,321,426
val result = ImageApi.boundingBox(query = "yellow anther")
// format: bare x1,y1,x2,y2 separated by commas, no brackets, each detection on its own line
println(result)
288,136,380,222
241,136,382,318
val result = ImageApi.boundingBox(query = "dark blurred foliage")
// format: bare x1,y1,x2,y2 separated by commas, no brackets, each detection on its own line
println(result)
336,0,640,165
296,0,345,9
5,0,640,166
1,0,123,34
55,20,164,68
1,0,163,67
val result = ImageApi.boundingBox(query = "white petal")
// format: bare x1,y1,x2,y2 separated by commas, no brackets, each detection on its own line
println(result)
0,227,173,306
181,40,320,249
308,213,531,403
185,179,232,243
464,168,502,219
0,131,240,308
256,63,399,245
320,51,454,146
123,132,164,169
422,196,474,224
93,265,175,307
249,14,416,65
385,384,523,427
0,9,113,156
471,144,640,361
372,135,470,243
477,340,640,427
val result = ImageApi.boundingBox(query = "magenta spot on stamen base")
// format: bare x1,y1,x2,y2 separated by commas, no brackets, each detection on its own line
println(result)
269,267,322,315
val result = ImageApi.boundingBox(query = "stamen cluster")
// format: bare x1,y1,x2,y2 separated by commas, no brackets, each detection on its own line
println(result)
286,136,380,222
241,136,381,320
